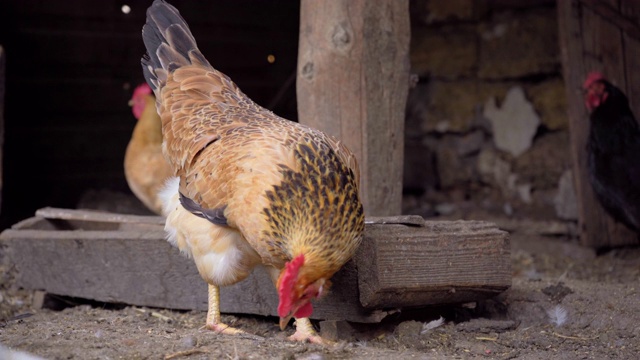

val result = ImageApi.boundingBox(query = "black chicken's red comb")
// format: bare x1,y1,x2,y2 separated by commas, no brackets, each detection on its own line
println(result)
583,72,605,90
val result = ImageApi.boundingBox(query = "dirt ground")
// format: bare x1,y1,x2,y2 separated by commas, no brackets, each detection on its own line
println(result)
1,225,639,359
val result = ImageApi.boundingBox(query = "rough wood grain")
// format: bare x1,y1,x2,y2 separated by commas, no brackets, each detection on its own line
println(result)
580,0,640,41
356,220,510,308
622,0,640,118
32,207,164,231
296,0,410,216
1,211,510,323
0,46,4,214
364,215,425,226
0,224,385,323
36,207,164,225
558,0,639,249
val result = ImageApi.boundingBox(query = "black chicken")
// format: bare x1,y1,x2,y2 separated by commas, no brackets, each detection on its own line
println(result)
584,72,640,232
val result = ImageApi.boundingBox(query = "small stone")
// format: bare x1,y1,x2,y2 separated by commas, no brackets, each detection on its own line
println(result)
180,335,197,348
394,320,425,349
319,320,356,342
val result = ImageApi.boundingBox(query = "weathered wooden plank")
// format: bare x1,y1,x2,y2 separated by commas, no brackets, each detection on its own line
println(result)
0,227,384,323
558,0,639,249
356,220,510,308
580,0,640,41
1,211,510,323
622,0,640,118
36,207,164,225
296,0,410,216
33,207,164,231
581,6,626,85
364,215,425,226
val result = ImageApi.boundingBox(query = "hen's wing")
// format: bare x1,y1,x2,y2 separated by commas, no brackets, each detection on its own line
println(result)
588,105,640,231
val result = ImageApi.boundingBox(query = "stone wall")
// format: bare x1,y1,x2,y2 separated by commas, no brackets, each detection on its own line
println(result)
404,0,577,222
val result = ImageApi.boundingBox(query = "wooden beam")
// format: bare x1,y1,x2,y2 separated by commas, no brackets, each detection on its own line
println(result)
1,209,510,323
357,220,511,308
557,0,639,248
296,0,410,216
1,220,379,323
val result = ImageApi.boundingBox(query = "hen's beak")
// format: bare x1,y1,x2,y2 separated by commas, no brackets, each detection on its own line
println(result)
279,313,293,330
128,100,134,107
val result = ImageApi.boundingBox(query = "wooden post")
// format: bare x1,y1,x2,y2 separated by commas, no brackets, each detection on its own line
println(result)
0,46,4,213
296,0,410,216
558,0,640,248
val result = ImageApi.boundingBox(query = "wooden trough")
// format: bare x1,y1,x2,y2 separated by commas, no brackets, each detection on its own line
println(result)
0,208,511,323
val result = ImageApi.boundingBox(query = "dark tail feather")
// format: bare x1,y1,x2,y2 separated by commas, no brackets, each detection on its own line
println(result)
140,0,210,93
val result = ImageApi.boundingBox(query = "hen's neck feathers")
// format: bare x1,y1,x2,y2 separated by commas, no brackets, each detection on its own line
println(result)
132,95,164,145
589,81,639,151
260,142,364,278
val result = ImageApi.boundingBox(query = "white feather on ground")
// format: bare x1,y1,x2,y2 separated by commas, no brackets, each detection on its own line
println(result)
547,305,568,327
420,316,445,334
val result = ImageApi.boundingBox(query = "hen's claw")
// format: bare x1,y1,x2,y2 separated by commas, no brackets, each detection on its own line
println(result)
204,323,264,340
288,318,334,345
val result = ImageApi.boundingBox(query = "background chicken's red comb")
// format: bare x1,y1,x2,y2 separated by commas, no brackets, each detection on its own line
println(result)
277,254,305,317
583,72,605,89
133,83,152,97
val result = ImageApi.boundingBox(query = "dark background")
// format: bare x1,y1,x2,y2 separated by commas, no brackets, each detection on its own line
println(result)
0,0,301,228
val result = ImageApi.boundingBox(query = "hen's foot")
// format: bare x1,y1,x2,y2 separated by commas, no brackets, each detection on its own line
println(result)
204,323,264,340
288,318,333,345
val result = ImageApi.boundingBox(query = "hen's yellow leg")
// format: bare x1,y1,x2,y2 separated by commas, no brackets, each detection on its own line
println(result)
205,284,246,335
288,318,331,344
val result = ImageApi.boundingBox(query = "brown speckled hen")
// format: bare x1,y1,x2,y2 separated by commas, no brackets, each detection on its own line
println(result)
124,83,173,214
142,0,364,343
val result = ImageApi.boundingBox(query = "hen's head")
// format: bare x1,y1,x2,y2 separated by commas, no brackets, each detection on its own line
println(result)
129,83,153,119
583,72,609,112
276,254,328,329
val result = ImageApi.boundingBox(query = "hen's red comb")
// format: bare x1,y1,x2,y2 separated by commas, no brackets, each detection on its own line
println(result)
277,254,305,317
583,72,604,90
